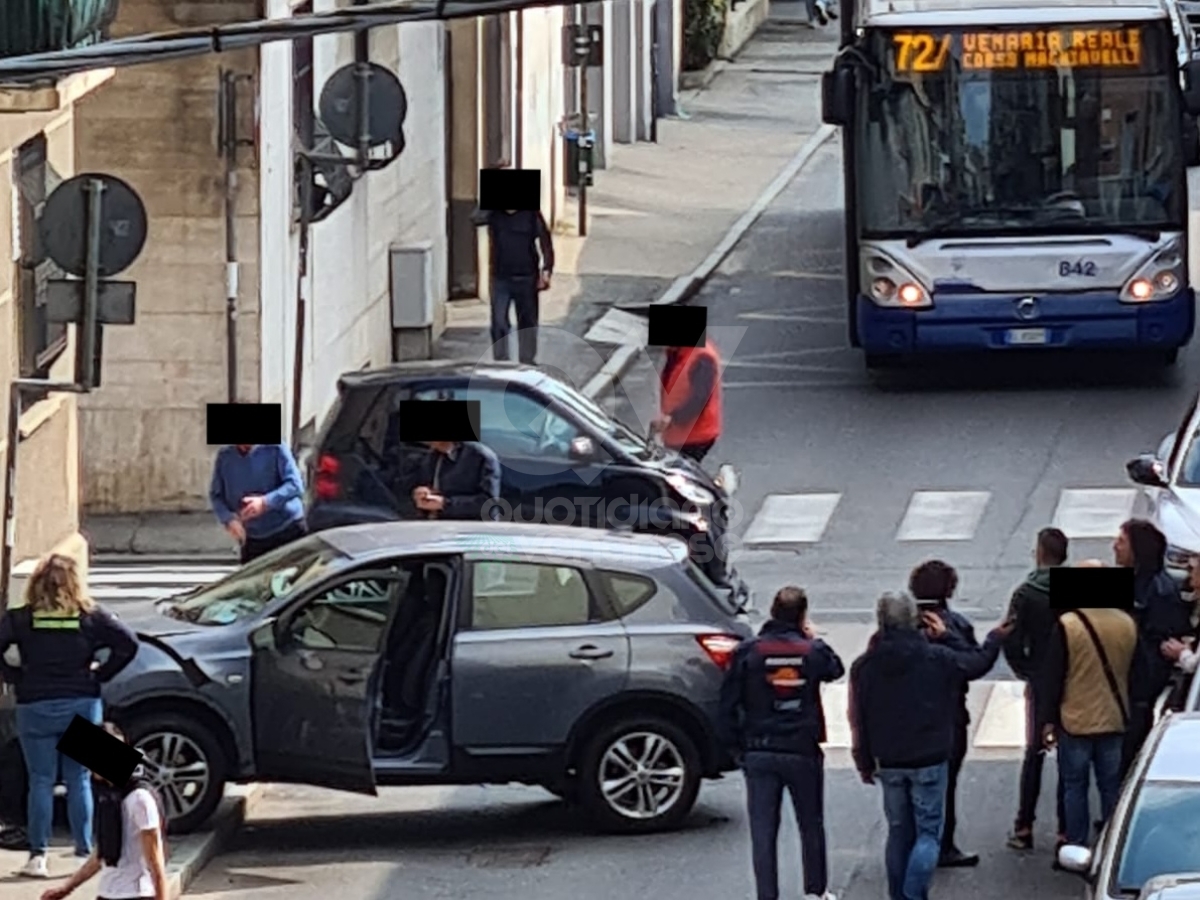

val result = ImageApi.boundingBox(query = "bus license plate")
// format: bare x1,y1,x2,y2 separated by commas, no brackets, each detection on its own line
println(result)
1006,328,1048,346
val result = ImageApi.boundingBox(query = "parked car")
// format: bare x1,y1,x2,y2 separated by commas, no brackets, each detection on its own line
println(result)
1126,391,1200,582
299,361,747,605
1057,712,1200,897
0,522,753,835
1136,874,1200,900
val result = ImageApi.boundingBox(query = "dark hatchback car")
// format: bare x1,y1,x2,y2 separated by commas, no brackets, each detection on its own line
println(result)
300,361,747,603
0,522,753,835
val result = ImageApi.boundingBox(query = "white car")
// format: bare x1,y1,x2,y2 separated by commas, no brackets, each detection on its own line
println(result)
1126,393,1200,580
1058,713,1200,897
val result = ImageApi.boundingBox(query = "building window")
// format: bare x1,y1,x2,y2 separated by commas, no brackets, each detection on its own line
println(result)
14,133,68,379
293,1,315,150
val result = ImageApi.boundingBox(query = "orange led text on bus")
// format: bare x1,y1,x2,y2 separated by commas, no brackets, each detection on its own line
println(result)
893,27,1143,73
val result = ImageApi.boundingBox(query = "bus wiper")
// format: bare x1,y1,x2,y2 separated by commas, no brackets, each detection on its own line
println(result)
905,206,1043,248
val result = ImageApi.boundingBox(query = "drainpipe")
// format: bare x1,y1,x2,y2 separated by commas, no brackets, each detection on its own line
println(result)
219,69,244,402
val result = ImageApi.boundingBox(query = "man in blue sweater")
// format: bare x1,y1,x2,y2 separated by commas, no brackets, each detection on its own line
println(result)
209,444,307,564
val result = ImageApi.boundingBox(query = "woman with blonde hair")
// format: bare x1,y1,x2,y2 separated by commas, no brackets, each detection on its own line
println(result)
0,554,137,878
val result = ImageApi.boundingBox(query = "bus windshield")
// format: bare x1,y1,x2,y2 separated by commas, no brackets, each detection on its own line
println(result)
856,21,1185,240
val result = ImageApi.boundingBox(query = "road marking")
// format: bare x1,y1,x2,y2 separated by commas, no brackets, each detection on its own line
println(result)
584,308,649,346
895,491,991,542
88,564,235,603
743,493,842,544
737,311,845,324
1052,488,1137,539
823,683,852,748
973,681,1028,748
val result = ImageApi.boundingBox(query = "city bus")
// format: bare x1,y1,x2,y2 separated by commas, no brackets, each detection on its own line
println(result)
820,0,1200,368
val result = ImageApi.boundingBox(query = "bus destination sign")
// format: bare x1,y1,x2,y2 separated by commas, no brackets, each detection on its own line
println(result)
893,27,1143,73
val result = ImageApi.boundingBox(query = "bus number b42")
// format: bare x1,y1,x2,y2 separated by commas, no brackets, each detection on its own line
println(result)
1059,260,1097,277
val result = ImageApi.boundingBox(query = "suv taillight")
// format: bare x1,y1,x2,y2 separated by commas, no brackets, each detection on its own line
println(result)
314,454,343,501
696,633,742,670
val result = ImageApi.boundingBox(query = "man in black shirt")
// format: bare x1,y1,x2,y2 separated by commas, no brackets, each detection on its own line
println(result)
473,200,555,366
395,441,502,521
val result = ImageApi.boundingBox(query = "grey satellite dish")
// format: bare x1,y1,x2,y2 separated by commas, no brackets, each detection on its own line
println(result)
39,174,148,278
319,62,407,149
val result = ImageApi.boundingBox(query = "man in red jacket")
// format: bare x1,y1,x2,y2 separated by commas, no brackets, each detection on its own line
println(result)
651,336,723,462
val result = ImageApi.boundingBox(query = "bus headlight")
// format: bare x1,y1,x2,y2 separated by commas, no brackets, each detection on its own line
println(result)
862,254,932,309
1121,241,1185,304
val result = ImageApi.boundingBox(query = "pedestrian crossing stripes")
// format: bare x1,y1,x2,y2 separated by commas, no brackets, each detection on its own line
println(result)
740,487,1140,547
819,680,1029,753
87,563,236,603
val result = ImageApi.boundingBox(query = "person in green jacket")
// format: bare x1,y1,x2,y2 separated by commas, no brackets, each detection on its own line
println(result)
1003,527,1068,851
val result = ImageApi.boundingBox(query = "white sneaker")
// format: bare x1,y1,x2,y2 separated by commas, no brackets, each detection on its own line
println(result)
805,894,837,900
17,854,49,878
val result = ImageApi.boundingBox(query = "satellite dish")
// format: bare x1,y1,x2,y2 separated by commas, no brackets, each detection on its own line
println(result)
319,62,407,150
39,174,148,278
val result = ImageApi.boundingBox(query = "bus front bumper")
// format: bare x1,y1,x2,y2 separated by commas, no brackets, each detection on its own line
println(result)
856,288,1195,355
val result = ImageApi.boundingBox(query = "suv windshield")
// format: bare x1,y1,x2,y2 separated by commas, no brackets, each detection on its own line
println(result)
164,537,346,625
1115,782,1200,892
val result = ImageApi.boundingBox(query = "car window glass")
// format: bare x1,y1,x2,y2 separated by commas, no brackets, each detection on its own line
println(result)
684,561,741,616
290,576,406,651
470,562,601,629
411,385,579,458
598,570,657,617
167,538,344,625
1114,782,1200,892
1179,430,1200,485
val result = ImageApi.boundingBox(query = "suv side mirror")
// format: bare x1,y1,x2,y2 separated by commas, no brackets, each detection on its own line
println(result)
1184,60,1200,116
822,66,855,126
1055,844,1093,878
1126,454,1168,488
569,436,597,461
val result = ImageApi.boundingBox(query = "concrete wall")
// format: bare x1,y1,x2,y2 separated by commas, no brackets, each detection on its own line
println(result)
260,2,449,440
518,7,568,226
75,0,260,513
0,72,115,592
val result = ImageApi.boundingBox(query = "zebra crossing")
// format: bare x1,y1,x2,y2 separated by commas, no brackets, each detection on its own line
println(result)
738,486,1139,546
87,562,236,604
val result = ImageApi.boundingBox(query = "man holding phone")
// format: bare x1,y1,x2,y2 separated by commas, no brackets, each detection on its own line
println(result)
396,440,502,522
209,443,307,564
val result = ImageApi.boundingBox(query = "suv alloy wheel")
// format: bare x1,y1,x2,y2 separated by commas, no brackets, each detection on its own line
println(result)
122,711,228,834
577,716,701,833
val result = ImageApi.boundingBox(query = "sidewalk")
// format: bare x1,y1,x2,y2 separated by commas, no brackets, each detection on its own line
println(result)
83,14,839,559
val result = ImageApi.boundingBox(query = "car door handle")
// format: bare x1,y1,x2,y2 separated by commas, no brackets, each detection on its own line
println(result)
569,645,614,660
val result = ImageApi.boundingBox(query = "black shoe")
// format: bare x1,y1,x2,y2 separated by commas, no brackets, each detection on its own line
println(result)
1006,830,1033,850
813,4,828,25
938,849,980,868
826,2,839,18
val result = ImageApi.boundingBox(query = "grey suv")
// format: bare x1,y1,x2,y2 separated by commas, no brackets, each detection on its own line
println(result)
0,522,752,834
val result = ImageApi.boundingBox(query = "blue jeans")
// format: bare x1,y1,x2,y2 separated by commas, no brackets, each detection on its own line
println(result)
1058,732,1123,847
878,763,948,900
15,696,103,856
743,750,828,899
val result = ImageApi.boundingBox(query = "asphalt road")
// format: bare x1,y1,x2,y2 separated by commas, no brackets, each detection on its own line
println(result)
186,762,1081,900
613,137,1200,637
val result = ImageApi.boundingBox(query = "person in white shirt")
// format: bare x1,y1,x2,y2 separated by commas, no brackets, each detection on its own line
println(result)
39,724,167,900
1161,556,1200,709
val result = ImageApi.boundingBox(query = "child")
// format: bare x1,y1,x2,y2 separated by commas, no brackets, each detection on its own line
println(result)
40,724,168,900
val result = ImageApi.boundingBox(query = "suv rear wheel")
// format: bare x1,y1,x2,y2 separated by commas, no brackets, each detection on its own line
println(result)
122,712,227,834
576,716,701,833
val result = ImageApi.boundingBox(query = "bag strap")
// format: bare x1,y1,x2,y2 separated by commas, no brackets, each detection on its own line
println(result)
1070,611,1130,727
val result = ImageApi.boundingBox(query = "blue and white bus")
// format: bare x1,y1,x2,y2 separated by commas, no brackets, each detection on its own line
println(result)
821,0,1200,368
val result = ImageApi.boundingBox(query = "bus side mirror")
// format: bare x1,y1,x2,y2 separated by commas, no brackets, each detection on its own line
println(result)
822,67,855,126
1184,60,1200,116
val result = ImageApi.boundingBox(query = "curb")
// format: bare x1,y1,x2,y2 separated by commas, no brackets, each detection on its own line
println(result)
582,121,837,400
164,785,262,899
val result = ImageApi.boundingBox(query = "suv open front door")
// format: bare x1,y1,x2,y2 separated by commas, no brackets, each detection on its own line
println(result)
248,571,409,794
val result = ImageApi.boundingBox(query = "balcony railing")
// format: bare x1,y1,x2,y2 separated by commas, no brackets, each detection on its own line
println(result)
0,0,119,60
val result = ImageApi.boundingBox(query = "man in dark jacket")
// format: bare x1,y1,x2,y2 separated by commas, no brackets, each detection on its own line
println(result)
472,188,555,366
850,592,1008,900
1002,526,1068,850
1113,518,1193,775
907,560,978,868
395,441,502,521
719,586,843,900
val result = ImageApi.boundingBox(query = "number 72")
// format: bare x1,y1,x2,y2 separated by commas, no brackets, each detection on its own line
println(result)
893,34,951,72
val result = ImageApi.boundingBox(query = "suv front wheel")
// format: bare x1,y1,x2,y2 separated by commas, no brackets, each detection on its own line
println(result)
577,716,701,833
122,712,228,834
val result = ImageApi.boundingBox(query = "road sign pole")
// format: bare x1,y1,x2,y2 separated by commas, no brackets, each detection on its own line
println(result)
76,178,106,391
579,50,588,238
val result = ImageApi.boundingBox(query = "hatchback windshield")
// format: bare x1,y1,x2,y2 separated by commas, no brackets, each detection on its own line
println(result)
164,537,346,625
1115,782,1200,893
536,377,654,457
